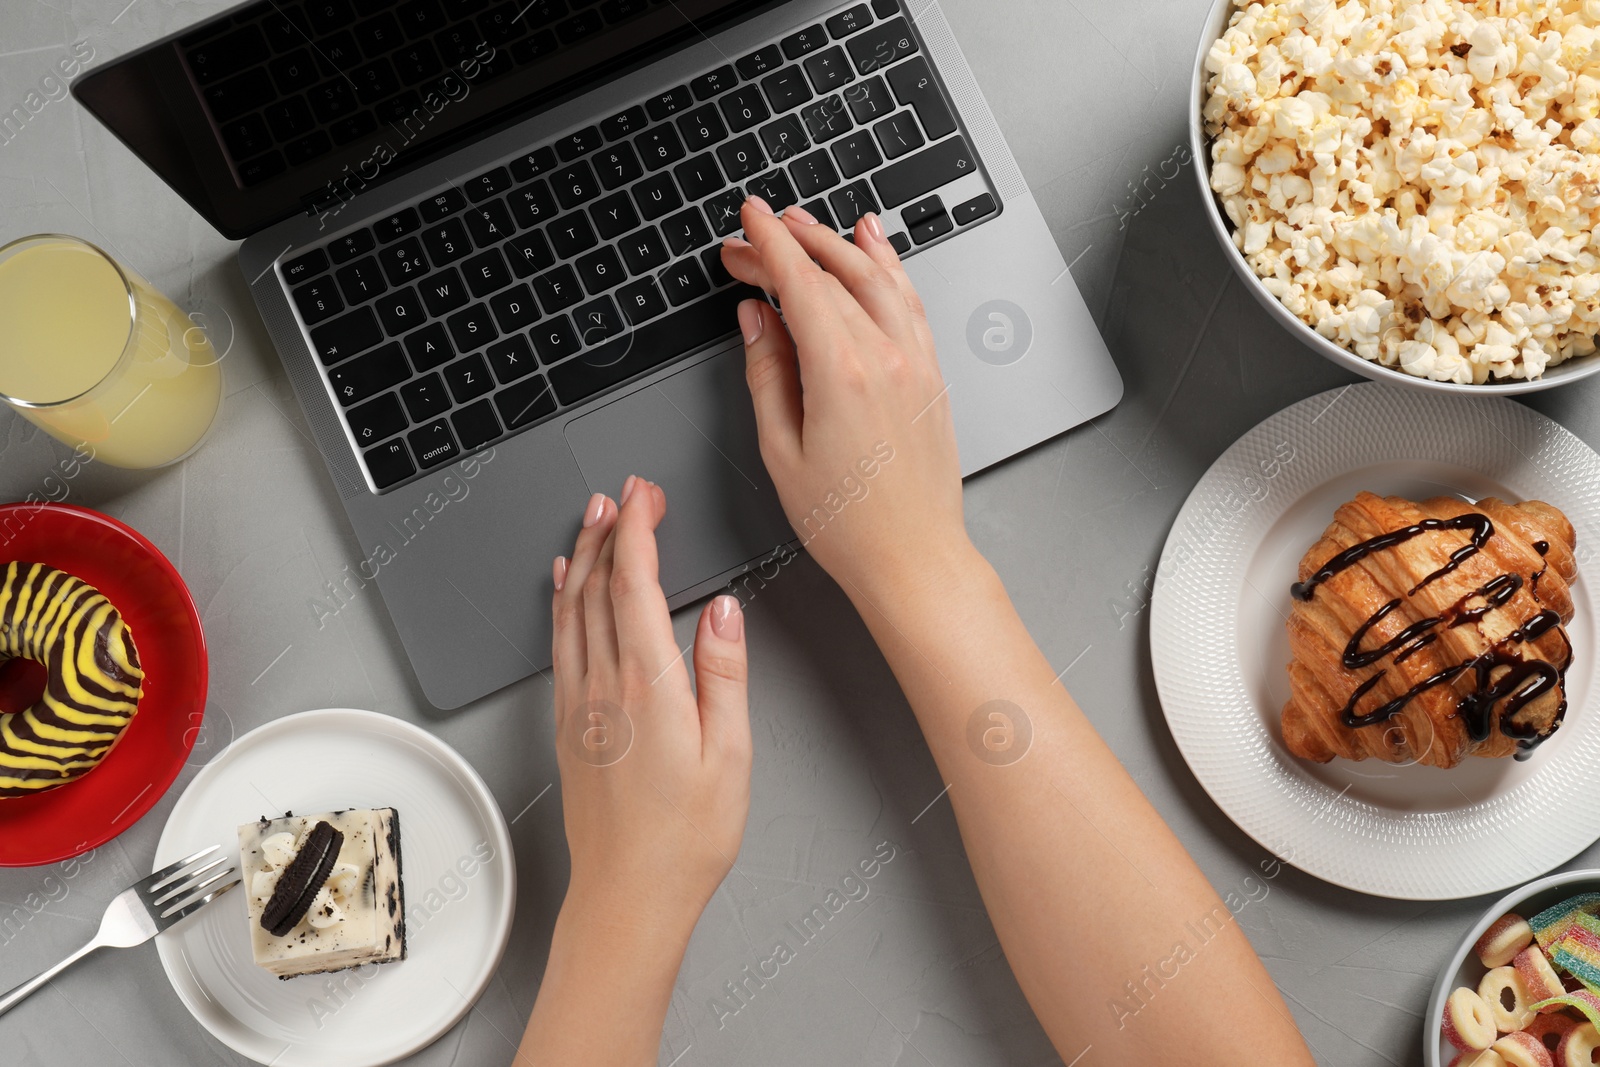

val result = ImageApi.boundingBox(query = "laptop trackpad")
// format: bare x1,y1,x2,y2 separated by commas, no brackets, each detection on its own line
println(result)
563,349,794,597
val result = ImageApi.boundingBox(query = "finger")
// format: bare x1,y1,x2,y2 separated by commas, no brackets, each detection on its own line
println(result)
582,507,622,682
609,476,688,688
720,238,776,296
739,299,803,460
781,208,922,354
739,201,855,359
693,595,751,765
551,492,617,695
853,211,937,360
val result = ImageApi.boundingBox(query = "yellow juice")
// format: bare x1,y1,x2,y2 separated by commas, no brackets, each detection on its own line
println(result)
0,236,222,469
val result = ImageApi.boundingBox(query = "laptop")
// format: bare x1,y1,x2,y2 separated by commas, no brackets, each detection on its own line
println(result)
74,0,1123,709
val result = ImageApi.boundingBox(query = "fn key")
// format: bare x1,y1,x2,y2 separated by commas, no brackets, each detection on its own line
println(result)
364,438,415,489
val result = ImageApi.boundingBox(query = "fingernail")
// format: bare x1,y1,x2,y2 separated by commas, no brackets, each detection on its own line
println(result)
723,235,751,248
582,492,606,528
553,556,568,591
711,595,743,640
621,474,638,505
737,299,764,345
862,212,886,242
784,204,818,225
747,195,775,216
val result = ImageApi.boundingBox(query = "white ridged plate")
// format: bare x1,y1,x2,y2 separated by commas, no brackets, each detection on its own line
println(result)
1151,383,1600,899
153,709,515,1066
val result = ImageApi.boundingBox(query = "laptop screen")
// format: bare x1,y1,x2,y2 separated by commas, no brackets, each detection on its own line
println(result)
74,0,771,239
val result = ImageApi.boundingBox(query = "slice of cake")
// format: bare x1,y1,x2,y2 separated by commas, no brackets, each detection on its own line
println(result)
236,808,406,979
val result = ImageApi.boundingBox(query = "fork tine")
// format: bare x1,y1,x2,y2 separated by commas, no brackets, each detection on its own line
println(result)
159,868,237,918
160,876,241,925
144,845,221,891
150,857,229,908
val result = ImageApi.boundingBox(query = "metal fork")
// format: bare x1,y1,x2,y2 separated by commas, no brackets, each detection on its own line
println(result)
0,845,239,1017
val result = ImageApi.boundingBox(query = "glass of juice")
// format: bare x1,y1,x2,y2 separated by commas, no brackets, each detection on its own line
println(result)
0,234,223,469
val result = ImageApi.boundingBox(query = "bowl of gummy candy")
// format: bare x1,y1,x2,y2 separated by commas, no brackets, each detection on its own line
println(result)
1429,869,1600,1067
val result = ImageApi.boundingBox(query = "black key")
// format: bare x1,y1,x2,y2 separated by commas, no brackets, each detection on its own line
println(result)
221,114,272,161
829,180,879,228
800,198,837,229
547,284,761,406
420,267,470,315
901,194,944,228
674,154,725,201
910,210,953,245
826,4,873,38
552,161,601,208
789,149,840,198
619,227,668,274
238,152,287,186
848,17,917,74
593,143,643,189
677,104,728,152
419,187,466,222
393,41,443,81
802,95,853,142
307,0,354,33
374,208,421,243
451,399,502,449
486,334,537,382
781,25,827,59
589,191,640,239
832,129,882,178
888,56,956,140
477,3,524,45
510,145,558,182
462,247,511,297
533,264,584,312
871,0,898,15
760,114,810,163
408,419,460,468
293,277,345,325
463,200,515,245
659,257,710,307
350,59,399,105
447,302,498,351
953,192,996,226
364,438,415,489
421,218,473,264
576,246,625,294
307,79,358,123
616,277,667,324
704,188,746,236
804,47,854,93
405,322,455,371
888,230,911,254
495,375,558,428
283,249,329,285
436,20,485,61
465,166,512,202
329,342,409,406
399,0,447,36
645,85,694,120
401,372,452,420
845,76,894,123
311,307,383,364
506,231,555,278
489,283,540,331
699,244,731,286
532,315,580,363
315,28,361,67
874,111,924,159
283,132,330,167
375,287,426,336
557,125,604,161
349,392,408,447
871,135,974,207
548,212,598,258
736,45,783,80
635,125,686,170
632,173,683,221
508,180,559,228
329,229,377,264
204,69,274,122
662,208,712,256
329,111,378,146
746,170,797,213
761,67,813,113
573,296,624,345
512,0,563,27
690,65,738,100
719,86,769,133
379,236,430,285
557,9,602,45
443,353,494,402
187,26,268,84
717,133,766,181
336,257,388,304
602,105,649,140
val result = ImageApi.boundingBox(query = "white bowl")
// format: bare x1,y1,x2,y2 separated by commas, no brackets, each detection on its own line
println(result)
1188,0,1600,395
1424,869,1600,1067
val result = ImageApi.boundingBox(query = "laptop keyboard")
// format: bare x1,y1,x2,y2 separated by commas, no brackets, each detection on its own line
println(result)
279,0,1001,493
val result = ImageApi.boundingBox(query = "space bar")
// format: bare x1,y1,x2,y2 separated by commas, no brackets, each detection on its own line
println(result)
549,284,764,407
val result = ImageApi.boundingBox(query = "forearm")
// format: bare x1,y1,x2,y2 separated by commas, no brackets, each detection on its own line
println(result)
845,545,1313,1064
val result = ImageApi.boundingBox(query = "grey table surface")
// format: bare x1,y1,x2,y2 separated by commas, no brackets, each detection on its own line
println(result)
3,1,1597,1065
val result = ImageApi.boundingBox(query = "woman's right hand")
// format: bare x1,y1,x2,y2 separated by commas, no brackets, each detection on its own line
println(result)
720,198,974,605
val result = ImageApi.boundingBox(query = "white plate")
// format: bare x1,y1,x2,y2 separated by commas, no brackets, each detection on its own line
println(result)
1151,383,1600,899
154,708,516,1066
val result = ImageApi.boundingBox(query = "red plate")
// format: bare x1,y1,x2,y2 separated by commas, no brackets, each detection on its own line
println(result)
0,502,207,866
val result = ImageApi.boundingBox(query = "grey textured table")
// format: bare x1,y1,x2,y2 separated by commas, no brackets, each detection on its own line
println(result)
4,2,1598,1065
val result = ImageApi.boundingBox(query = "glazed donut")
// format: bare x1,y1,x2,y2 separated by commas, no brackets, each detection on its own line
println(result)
0,562,144,797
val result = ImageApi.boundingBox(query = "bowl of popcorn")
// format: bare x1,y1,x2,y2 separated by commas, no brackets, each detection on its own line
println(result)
1191,0,1600,392
1427,869,1600,1067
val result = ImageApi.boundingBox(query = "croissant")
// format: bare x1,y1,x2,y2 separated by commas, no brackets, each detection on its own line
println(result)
1282,492,1577,768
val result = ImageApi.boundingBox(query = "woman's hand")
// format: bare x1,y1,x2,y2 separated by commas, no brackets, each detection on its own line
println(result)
719,198,974,606
549,476,752,940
